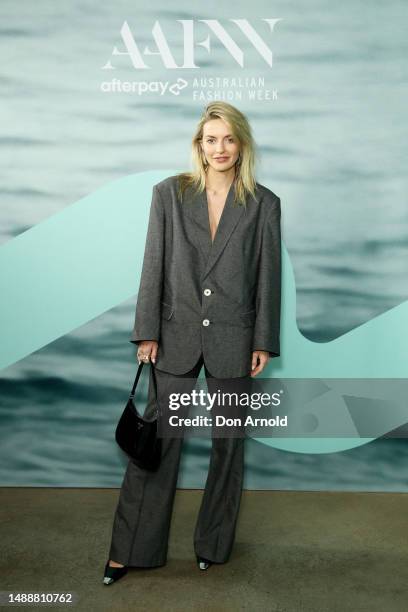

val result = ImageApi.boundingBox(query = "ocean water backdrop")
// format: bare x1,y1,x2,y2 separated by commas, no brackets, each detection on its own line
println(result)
0,0,407,489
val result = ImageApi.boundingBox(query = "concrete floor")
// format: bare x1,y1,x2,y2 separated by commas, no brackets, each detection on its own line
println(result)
0,487,407,611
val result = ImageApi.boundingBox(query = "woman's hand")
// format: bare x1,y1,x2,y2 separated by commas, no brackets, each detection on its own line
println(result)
251,350,270,376
137,340,159,364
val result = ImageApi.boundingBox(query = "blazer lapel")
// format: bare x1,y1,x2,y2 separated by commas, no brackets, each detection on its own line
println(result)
182,180,245,281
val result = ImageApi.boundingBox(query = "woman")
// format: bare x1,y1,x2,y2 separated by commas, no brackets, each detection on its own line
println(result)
103,101,282,584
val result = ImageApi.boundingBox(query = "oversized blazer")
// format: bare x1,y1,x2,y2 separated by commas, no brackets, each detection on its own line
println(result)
129,174,281,378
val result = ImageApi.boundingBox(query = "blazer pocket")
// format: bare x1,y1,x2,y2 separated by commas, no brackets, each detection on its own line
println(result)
161,300,174,320
240,308,256,327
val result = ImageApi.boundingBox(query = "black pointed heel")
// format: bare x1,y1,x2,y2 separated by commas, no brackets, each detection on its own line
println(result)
103,560,128,585
196,555,213,571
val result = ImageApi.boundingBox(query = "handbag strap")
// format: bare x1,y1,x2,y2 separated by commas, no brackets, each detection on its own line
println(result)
129,361,159,402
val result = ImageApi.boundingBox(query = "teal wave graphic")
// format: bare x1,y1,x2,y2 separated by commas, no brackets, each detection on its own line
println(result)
1,171,406,454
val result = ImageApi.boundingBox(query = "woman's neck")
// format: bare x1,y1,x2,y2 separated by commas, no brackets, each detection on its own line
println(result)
205,167,236,194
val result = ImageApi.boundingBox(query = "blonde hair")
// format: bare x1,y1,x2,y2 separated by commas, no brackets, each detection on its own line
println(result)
176,102,260,207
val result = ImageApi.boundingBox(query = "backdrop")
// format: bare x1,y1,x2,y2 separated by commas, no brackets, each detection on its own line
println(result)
1,1,407,490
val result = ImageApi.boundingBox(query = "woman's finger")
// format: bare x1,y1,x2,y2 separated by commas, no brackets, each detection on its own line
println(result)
251,352,269,376
137,345,151,364
150,344,158,364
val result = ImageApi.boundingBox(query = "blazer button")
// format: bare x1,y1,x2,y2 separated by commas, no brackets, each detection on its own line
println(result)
202,319,210,326
203,288,212,296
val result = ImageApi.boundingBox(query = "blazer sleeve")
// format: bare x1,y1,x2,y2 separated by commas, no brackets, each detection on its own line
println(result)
252,196,281,357
129,184,165,345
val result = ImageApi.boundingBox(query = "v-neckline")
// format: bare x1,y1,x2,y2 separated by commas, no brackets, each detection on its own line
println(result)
204,180,235,245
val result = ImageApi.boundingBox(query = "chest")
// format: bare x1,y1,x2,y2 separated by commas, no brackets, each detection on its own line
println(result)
206,190,229,242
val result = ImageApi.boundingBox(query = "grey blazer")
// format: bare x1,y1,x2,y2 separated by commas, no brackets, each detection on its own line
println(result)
129,174,281,378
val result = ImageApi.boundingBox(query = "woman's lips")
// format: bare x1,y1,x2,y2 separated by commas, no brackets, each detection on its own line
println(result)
214,157,229,162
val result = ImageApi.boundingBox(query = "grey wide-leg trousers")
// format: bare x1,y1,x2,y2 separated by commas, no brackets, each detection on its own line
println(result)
108,354,251,567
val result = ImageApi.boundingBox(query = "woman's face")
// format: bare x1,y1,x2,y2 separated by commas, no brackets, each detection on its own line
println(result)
200,118,240,173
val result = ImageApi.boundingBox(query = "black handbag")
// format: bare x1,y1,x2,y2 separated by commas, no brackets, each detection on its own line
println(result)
115,362,162,471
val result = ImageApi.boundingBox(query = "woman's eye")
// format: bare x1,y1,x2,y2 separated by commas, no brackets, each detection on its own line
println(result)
205,138,234,144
